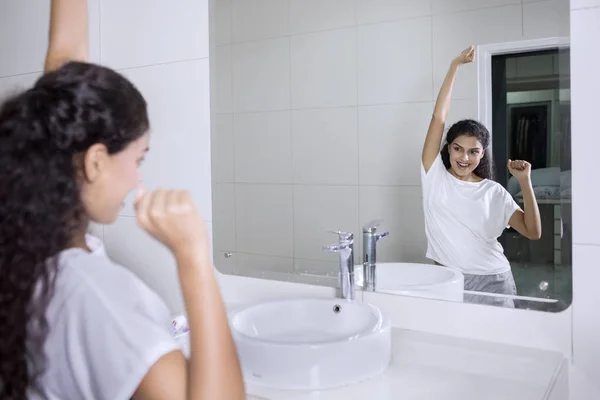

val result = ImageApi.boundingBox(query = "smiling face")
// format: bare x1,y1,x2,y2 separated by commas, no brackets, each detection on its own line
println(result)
447,135,485,180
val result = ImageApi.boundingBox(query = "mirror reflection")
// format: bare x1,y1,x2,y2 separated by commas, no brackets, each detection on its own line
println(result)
210,0,571,311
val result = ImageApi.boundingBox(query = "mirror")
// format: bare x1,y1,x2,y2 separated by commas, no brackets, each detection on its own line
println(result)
210,0,571,311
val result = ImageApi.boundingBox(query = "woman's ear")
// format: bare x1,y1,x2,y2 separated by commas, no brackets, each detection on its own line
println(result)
82,143,110,182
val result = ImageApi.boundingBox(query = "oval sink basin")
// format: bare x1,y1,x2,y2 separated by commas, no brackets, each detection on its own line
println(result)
356,263,464,302
229,298,391,390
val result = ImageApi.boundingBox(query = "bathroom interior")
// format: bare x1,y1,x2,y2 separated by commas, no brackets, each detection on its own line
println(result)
2,0,600,399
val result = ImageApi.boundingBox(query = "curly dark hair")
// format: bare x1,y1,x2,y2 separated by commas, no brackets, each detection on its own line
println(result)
440,118,494,180
0,61,149,399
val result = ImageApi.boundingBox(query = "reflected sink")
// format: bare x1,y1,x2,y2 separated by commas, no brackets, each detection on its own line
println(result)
229,298,391,390
356,263,464,302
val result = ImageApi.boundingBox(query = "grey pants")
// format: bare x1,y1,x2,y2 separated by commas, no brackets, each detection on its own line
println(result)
435,262,517,308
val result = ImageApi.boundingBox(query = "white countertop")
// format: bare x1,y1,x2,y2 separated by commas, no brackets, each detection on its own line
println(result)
243,328,566,400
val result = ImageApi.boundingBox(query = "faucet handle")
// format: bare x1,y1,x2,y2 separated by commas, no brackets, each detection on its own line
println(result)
363,219,383,233
376,231,390,240
323,243,351,253
327,230,354,242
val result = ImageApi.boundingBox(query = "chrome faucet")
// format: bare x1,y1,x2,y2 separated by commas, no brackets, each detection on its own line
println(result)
362,220,389,292
323,231,355,301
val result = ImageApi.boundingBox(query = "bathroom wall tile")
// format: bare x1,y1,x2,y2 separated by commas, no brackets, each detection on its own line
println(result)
292,107,359,185
291,28,357,109
238,253,294,274
293,185,360,261
214,0,232,45
354,0,431,25
571,0,600,9
290,0,355,34
119,60,212,221
359,186,429,264
232,38,290,113
104,216,184,314
431,0,520,14
234,111,292,184
523,0,570,39
358,102,432,186
231,0,289,43
294,258,339,277
572,7,600,246
212,183,236,252
100,0,209,69
357,18,433,105
445,98,479,127
214,249,237,274
0,73,41,96
432,5,523,100
0,0,49,77
212,114,235,183
235,184,294,257
87,222,104,241
215,45,233,114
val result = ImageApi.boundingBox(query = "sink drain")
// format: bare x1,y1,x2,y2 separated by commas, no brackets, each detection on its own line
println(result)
332,304,342,313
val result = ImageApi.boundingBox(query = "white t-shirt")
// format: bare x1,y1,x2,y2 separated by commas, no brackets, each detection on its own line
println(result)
421,155,521,275
28,234,181,400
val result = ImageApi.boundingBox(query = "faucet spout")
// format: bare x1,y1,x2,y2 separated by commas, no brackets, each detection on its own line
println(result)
323,231,355,301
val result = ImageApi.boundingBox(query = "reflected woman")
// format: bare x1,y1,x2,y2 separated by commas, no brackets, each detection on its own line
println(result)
420,46,542,308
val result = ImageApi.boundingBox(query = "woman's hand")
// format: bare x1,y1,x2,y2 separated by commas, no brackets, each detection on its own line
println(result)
507,159,532,182
452,45,475,66
134,186,211,265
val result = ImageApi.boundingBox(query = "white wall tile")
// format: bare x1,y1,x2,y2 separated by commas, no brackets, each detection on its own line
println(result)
357,18,433,105
212,114,235,183
354,0,431,25
358,102,432,186
238,253,294,273
293,185,359,261
571,0,600,9
292,107,359,185
235,184,293,257
0,73,41,97
572,7,600,246
87,222,104,241
231,0,289,43
119,60,212,221
294,258,339,276
359,186,429,263
234,111,292,183
573,244,600,384
214,249,237,274
432,5,523,100
291,28,357,109
100,0,209,69
446,98,479,128
432,0,520,14
214,0,232,45
215,45,233,114
523,0,570,39
88,0,101,64
212,183,236,252
0,0,49,77
290,0,355,34
232,38,290,113
104,216,184,314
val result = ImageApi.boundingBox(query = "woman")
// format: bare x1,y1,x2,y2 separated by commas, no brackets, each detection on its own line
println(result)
421,46,542,308
0,1,244,399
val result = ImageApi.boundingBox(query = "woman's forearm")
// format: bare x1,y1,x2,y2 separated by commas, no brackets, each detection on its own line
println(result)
518,178,542,240
177,253,245,400
45,0,89,72
432,61,460,121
